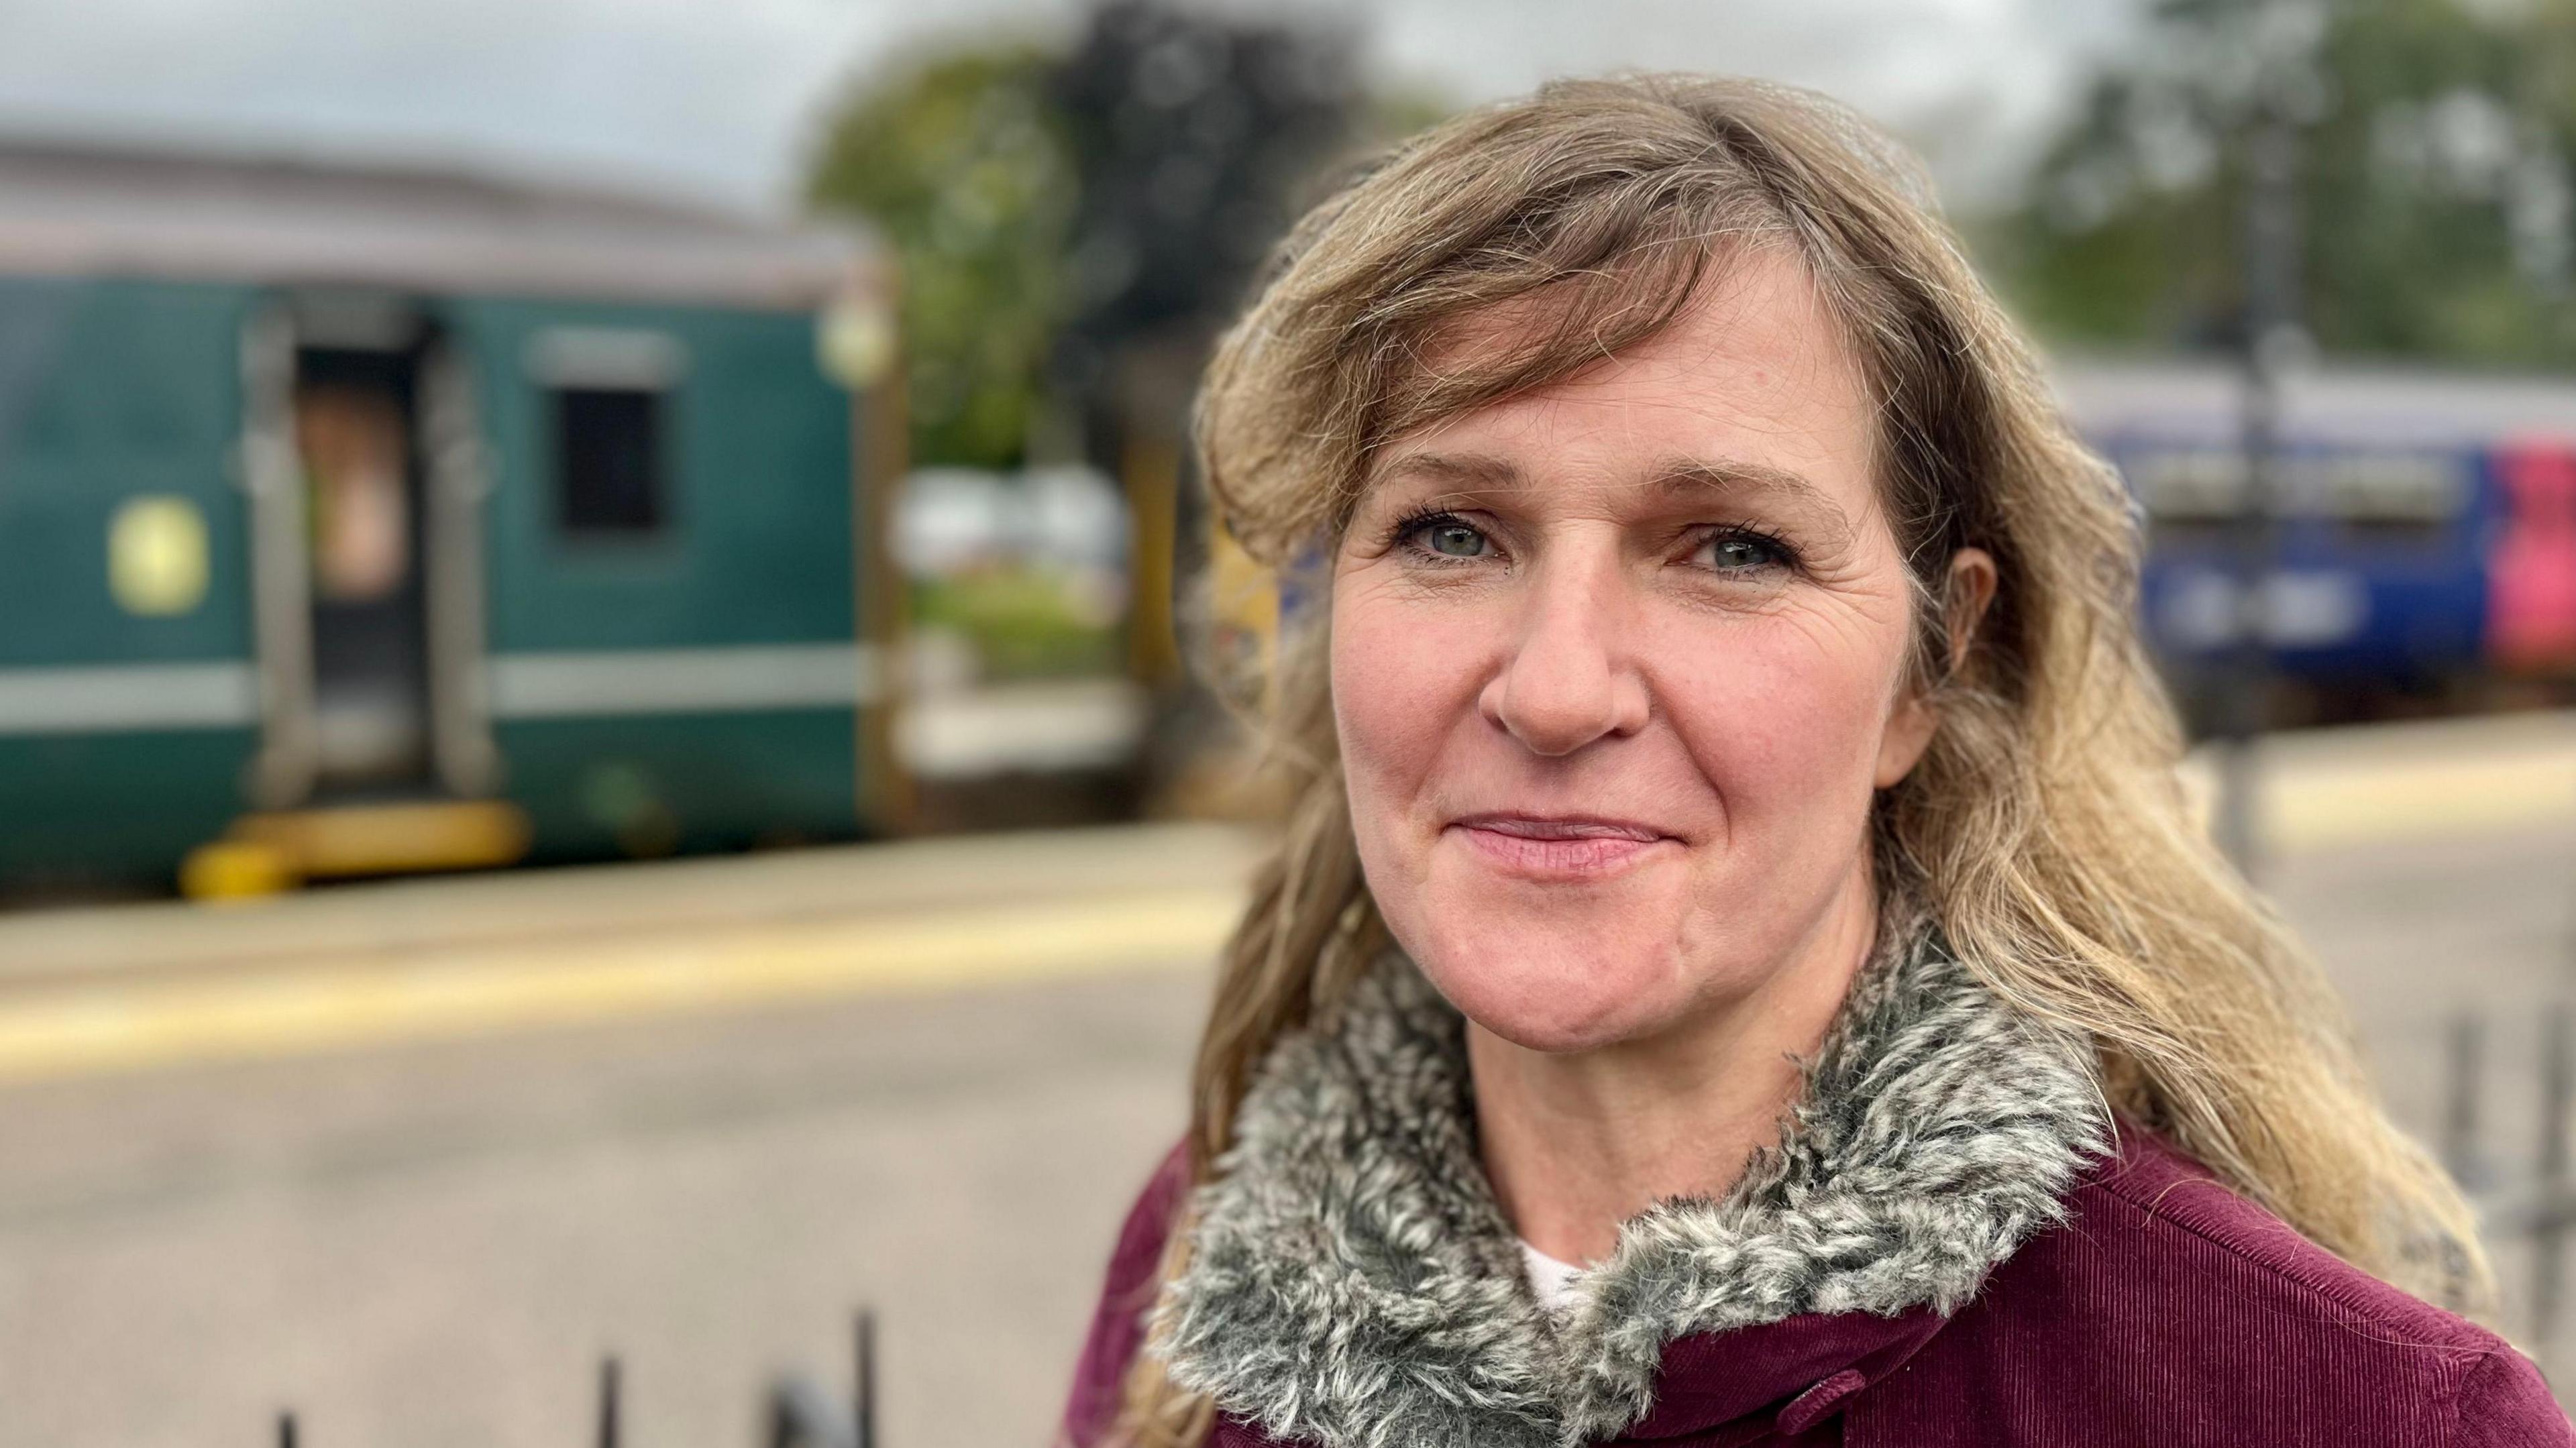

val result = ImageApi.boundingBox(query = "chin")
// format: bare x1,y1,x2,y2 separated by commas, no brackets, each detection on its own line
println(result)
1387,859,1702,1053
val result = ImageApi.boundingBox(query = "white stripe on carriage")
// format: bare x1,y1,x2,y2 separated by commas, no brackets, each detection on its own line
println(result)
486,643,880,719
0,661,261,734
0,646,876,735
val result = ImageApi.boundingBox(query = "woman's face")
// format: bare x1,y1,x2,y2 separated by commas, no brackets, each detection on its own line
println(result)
1332,249,1965,1053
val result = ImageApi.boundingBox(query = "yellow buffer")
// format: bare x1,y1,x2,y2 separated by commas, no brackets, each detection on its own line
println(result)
183,800,533,899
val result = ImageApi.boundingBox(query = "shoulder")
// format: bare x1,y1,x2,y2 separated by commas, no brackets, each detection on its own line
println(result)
2069,1126,2497,1358
1914,1122,2567,1445
1057,1137,1193,1448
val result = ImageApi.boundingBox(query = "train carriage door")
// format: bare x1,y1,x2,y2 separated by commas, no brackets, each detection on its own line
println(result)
239,294,495,805
299,337,429,789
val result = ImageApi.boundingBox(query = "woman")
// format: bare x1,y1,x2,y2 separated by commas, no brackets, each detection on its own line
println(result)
1059,74,2569,1446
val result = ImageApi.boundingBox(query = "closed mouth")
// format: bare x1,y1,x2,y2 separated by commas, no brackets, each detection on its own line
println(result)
1446,814,1677,877
1451,814,1665,841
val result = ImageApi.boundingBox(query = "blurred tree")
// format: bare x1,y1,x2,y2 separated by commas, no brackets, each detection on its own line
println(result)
807,46,1079,469
804,6,1418,472
803,3,1434,755
1044,1,1364,423
1998,0,2576,366
1039,3,1373,687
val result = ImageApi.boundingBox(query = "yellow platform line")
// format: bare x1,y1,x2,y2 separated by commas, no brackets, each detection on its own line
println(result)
2271,755,2576,850
0,885,1241,1086
2185,738,2576,852
11,727,2576,1087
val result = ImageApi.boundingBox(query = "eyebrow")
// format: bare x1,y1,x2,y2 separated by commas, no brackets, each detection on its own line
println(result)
1371,451,1521,495
1373,451,1856,539
1646,457,1847,518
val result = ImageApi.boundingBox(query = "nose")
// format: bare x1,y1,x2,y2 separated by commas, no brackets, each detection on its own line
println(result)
1477,553,1651,757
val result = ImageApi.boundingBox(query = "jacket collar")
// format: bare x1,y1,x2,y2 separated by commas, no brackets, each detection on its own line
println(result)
1150,917,2110,1448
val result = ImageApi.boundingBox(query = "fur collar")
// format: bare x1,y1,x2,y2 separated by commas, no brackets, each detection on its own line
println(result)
1148,923,2110,1448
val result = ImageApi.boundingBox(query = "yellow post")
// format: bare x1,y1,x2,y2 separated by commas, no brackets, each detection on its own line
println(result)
858,364,914,836
824,266,916,838
1124,432,1185,686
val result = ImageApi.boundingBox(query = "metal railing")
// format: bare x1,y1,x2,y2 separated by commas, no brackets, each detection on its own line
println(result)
2445,1008,2576,1351
269,1308,879,1448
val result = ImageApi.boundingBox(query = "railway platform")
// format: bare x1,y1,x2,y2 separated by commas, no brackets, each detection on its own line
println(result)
4,714,2576,1447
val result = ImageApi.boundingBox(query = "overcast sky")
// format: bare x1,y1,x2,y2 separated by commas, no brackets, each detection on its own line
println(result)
0,0,2137,214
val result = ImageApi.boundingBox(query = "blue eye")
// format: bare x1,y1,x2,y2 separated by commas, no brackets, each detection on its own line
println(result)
1395,512,1493,560
1426,522,1489,557
1699,529,1790,572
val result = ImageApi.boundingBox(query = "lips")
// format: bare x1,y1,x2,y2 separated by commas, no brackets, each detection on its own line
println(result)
1446,813,1676,879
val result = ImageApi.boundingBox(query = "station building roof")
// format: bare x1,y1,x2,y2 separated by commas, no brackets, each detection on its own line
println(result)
0,134,881,310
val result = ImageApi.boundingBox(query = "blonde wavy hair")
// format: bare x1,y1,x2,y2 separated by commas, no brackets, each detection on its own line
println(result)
1110,72,2487,1447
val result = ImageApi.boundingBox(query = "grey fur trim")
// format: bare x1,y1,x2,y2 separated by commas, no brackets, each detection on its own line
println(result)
1149,925,2109,1448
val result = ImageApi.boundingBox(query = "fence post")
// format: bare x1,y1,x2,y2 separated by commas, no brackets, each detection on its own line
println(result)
2445,1013,2486,1190
854,1310,877,1448
598,1355,622,1448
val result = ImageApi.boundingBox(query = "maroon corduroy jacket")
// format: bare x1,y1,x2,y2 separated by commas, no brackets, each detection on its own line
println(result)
1059,1125,2571,1447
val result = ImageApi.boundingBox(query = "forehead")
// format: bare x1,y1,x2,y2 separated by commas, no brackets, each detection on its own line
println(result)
1367,247,1878,516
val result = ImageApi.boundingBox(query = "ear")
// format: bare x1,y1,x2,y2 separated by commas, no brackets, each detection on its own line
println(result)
1873,547,1998,788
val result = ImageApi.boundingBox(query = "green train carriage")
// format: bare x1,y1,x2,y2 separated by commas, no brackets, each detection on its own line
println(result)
0,140,907,895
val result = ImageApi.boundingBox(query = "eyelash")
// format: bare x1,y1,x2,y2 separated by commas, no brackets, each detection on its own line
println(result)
1383,507,1803,575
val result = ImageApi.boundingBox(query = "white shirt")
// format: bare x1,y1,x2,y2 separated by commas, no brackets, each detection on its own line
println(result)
1519,1237,1586,1313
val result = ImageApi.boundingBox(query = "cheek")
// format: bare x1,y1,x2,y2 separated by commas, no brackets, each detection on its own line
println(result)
1654,607,1907,819
1328,577,1488,815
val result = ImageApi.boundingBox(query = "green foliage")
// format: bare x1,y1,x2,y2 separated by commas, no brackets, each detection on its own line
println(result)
1996,0,2576,366
913,569,1121,679
804,10,1440,471
806,46,1079,468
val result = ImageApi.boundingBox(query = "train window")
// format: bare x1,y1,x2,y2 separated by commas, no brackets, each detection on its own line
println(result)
555,387,665,535
2127,449,2245,522
2121,446,2466,532
2317,453,2468,529
529,328,685,539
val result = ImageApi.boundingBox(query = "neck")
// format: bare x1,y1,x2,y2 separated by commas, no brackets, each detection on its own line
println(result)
1470,865,1881,1265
